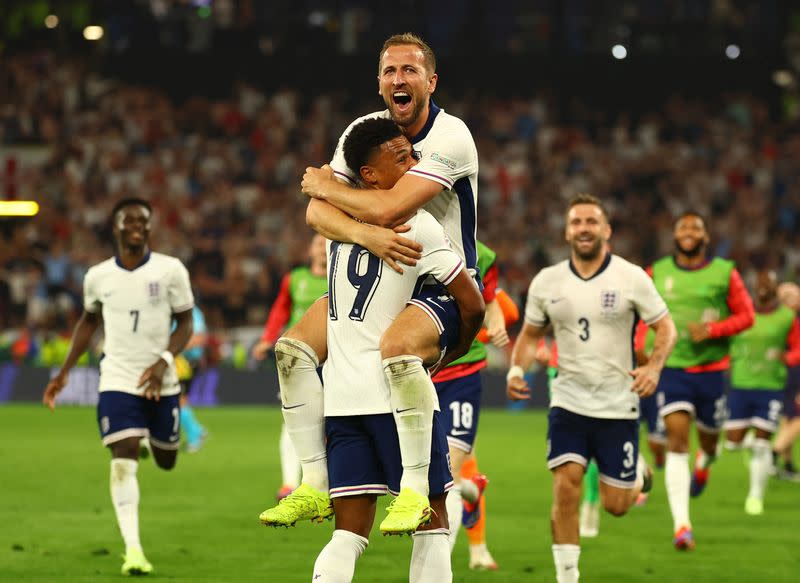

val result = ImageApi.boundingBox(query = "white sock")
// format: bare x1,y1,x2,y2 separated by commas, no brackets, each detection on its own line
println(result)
110,458,141,552
410,529,452,583
311,529,368,583
279,422,301,488
552,544,580,583
275,338,328,492
724,440,744,451
748,438,772,501
460,478,479,503
445,486,463,552
665,452,691,531
383,355,437,496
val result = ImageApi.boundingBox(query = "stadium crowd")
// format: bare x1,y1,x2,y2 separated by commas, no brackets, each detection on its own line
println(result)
2,51,799,338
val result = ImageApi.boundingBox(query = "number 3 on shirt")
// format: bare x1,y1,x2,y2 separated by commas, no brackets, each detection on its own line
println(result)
578,317,590,341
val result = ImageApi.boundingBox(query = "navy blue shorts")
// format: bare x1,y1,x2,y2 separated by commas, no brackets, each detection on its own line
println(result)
657,368,727,433
784,367,800,419
408,284,461,359
435,370,482,453
639,392,666,443
97,391,181,450
325,411,453,498
725,388,784,432
547,407,640,489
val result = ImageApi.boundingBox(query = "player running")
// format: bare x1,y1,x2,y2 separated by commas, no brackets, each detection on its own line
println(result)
724,270,800,514
507,194,676,583
637,211,754,550
43,198,194,576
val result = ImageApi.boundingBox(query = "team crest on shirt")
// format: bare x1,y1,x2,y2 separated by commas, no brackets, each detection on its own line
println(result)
600,290,619,313
147,281,161,303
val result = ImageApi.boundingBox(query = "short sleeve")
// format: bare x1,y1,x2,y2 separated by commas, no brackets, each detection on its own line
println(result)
631,266,669,324
407,119,478,189
169,260,195,313
414,212,464,285
83,269,101,313
524,275,548,327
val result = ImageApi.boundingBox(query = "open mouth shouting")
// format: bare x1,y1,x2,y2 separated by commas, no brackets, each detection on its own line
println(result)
392,91,413,114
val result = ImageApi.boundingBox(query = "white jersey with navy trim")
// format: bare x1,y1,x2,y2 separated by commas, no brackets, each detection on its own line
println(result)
323,209,464,416
84,252,194,396
329,102,479,275
524,254,669,419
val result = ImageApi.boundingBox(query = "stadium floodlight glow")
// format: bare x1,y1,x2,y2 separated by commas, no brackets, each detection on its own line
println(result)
83,25,104,41
0,201,40,217
773,70,795,88
611,44,627,60
725,44,741,60
44,15,59,29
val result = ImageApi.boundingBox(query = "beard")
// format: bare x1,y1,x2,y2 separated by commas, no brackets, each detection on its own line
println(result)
674,239,705,258
571,237,604,261
389,96,426,128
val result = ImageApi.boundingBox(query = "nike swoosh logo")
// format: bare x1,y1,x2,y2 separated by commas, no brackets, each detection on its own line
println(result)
450,430,470,436
621,470,635,478
395,407,416,414
282,403,306,410
550,298,565,304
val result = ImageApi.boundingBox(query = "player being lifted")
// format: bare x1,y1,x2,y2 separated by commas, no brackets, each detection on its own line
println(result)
309,117,484,582
636,211,754,550
260,32,480,535
724,270,800,514
43,198,194,576
507,195,676,583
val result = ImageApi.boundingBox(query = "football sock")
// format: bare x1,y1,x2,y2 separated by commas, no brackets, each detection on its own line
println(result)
552,544,580,583
383,355,436,496
279,422,301,489
274,338,328,492
749,438,772,501
410,529,452,583
179,405,203,445
665,452,691,531
582,461,600,504
445,485,463,551
312,529,368,583
110,458,141,552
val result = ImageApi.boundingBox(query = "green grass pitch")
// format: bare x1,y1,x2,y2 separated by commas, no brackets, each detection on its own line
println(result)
1,404,798,581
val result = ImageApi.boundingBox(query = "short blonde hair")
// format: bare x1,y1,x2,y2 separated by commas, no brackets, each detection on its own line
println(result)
378,33,436,75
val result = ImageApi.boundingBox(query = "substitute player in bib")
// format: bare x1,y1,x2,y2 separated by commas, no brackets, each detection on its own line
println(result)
724,270,800,514
432,239,517,567
506,195,676,583
309,117,484,583
252,234,328,500
772,281,800,480
42,198,194,576
261,32,480,535
637,211,754,550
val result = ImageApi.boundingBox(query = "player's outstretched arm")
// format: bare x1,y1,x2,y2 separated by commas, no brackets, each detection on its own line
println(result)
630,313,677,397
139,308,193,401
42,310,101,411
435,269,486,371
306,199,422,274
303,166,442,228
506,323,546,401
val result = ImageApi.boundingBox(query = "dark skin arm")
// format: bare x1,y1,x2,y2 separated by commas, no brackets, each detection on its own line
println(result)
138,309,194,401
432,270,486,372
43,310,102,410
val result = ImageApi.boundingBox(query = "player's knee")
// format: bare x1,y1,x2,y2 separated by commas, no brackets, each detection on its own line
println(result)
379,333,411,360
274,338,320,372
602,497,630,517
553,476,582,506
153,452,177,470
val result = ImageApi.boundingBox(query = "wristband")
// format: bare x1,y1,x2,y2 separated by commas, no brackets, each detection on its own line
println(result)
506,365,525,382
160,350,175,367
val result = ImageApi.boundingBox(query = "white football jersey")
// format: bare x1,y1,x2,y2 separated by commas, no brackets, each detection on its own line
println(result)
330,102,480,275
525,254,668,419
323,209,465,416
84,252,194,396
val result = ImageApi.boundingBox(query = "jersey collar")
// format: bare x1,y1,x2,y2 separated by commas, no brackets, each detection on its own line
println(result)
410,100,441,145
671,255,710,271
115,251,151,271
569,252,612,281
